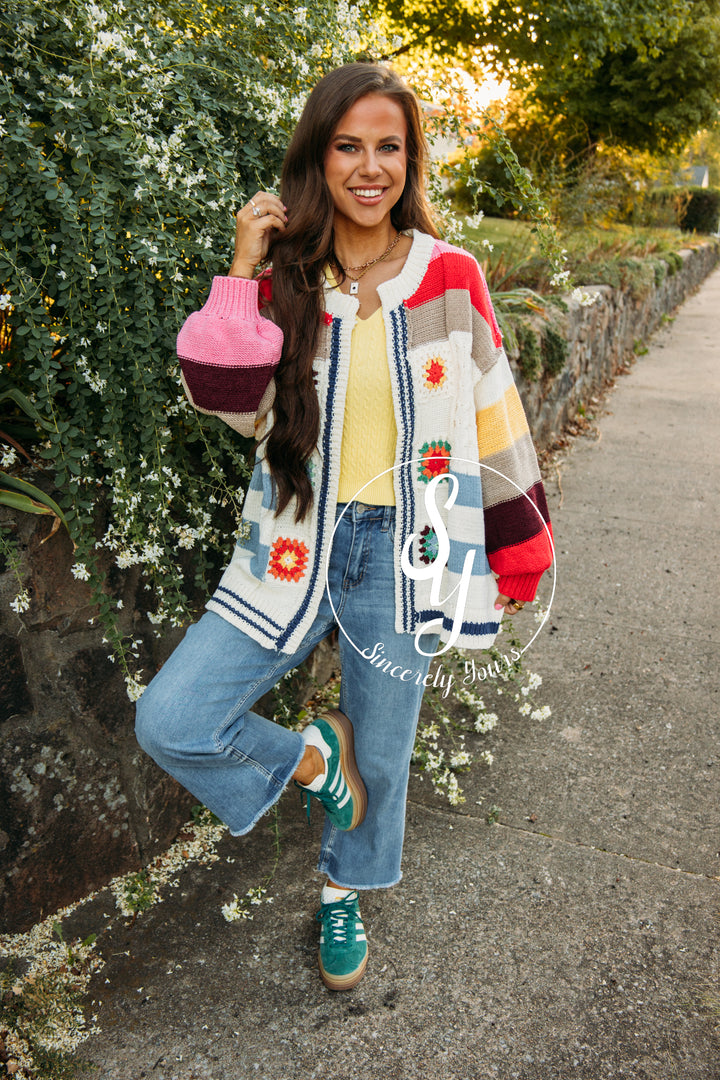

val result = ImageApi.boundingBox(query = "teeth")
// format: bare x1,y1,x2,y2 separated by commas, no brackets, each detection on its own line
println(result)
352,188,383,197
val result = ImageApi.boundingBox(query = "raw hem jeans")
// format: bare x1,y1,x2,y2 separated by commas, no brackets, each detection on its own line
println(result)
135,503,438,889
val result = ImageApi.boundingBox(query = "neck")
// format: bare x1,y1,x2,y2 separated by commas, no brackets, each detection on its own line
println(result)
332,220,397,269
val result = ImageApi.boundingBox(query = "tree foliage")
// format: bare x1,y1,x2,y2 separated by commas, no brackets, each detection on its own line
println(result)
532,0,720,152
380,0,720,152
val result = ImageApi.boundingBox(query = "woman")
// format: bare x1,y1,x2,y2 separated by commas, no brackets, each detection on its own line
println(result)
136,63,553,992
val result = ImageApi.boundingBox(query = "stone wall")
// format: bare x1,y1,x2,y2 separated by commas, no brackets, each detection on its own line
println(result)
511,243,720,444
1,242,717,932
0,511,336,933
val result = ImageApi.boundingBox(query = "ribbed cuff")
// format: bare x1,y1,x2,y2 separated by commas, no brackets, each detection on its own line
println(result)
201,276,260,320
495,571,544,603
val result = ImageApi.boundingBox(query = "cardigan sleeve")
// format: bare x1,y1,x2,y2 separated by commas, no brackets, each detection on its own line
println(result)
468,260,554,602
176,275,283,438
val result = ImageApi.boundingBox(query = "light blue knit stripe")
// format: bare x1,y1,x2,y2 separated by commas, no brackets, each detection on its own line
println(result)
445,537,489,576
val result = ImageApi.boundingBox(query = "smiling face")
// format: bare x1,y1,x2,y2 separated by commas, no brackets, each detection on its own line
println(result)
323,93,408,235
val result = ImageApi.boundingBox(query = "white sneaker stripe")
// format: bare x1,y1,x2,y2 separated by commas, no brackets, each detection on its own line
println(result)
329,762,342,794
337,789,351,809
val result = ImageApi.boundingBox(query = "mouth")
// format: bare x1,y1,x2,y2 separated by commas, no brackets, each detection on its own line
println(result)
349,187,386,202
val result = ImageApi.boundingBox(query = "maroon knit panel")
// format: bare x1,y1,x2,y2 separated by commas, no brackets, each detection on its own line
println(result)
179,356,276,413
484,481,550,554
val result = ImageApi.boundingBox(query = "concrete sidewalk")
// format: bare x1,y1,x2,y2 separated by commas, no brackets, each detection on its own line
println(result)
76,271,720,1080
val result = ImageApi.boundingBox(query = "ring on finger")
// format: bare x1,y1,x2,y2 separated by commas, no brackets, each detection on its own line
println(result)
509,599,525,610
250,199,263,218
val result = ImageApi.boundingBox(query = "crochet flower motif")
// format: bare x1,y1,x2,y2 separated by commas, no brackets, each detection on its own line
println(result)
419,525,439,564
268,537,309,582
418,439,451,483
423,355,447,390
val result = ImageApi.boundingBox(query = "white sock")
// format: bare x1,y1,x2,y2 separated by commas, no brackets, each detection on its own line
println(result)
299,723,330,792
321,884,354,904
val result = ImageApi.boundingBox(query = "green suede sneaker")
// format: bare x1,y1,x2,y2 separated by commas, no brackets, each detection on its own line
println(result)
297,709,367,831
316,891,368,990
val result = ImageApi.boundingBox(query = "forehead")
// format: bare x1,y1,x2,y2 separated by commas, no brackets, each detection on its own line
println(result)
331,93,407,139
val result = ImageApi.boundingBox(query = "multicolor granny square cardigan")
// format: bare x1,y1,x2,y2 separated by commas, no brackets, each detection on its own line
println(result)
177,231,553,654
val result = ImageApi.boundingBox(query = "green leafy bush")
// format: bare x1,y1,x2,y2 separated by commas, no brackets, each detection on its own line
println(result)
0,0,368,691
679,186,720,234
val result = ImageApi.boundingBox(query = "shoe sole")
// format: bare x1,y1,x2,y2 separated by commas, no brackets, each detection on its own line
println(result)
318,947,369,991
320,708,368,831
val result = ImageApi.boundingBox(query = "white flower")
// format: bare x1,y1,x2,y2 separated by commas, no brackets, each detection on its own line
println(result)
125,675,146,702
518,702,532,716
531,705,552,721
551,269,571,288
450,750,472,768
10,589,31,613
1,445,18,467
526,672,542,690
571,287,599,307
474,711,499,733
0,293,12,310
71,562,90,581
481,238,494,251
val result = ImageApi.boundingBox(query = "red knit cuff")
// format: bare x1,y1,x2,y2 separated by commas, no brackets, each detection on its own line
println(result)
495,571,544,603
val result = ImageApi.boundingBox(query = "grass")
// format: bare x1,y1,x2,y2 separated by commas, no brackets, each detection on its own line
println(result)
455,215,716,296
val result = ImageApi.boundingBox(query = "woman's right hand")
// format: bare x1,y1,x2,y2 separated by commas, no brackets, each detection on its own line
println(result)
228,192,287,278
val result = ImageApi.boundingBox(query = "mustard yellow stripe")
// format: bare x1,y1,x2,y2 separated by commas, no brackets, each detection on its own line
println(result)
476,385,529,458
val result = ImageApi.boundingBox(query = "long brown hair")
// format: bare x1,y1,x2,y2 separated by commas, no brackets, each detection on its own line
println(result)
266,63,439,522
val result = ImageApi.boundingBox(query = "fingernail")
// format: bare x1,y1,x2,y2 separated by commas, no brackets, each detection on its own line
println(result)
494,603,503,610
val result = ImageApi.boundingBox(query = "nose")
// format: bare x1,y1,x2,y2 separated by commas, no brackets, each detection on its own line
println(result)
359,149,382,178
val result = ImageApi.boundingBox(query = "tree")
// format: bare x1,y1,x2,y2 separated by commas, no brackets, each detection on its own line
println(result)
379,0,720,152
532,0,720,152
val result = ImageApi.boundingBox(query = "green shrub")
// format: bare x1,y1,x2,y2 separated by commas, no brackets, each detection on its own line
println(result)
679,187,720,233
0,0,368,690
541,326,569,377
513,319,543,381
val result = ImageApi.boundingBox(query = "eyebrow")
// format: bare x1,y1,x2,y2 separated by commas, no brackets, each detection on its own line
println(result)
332,133,404,143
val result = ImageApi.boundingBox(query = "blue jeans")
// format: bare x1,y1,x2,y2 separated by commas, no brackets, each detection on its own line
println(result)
135,503,438,889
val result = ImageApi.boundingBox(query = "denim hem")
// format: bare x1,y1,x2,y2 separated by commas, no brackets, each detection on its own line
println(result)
314,861,403,891
227,737,306,837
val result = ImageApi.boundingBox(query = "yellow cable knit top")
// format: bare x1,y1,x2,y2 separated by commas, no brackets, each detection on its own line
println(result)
337,305,397,506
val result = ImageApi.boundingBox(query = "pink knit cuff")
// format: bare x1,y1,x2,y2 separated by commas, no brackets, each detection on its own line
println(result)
201,276,263,321
177,277,283,416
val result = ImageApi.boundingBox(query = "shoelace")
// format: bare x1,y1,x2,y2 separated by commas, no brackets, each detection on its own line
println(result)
316,892,359,944
297,764,348,824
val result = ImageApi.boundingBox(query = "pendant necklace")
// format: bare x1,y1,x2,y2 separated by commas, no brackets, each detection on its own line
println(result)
335,231,400,295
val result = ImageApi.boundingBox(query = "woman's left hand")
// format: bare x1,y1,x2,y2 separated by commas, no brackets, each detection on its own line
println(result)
495,594,526,615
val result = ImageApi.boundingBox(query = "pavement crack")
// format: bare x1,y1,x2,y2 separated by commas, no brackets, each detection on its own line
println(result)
409,798,720,882
497,820,720,881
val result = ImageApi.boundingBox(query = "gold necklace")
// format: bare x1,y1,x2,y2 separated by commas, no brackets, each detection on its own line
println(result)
336,232,400,295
